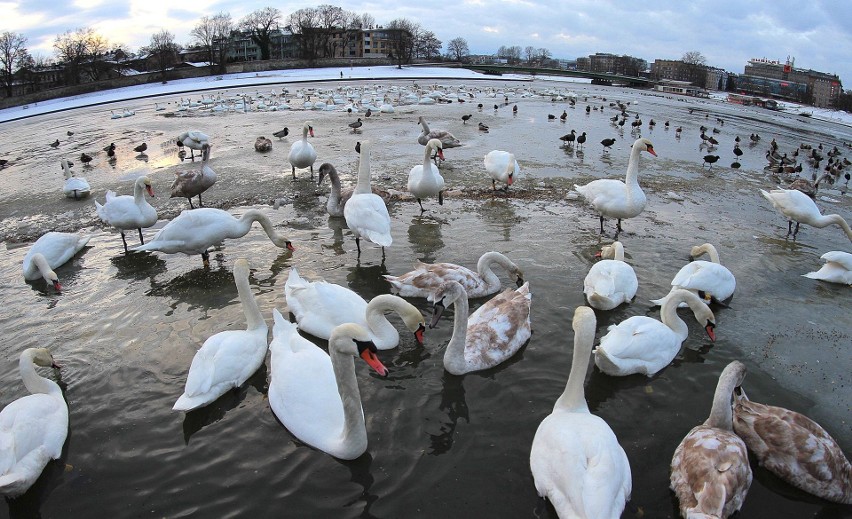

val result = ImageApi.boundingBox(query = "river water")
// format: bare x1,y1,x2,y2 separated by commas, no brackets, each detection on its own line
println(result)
0,77,850,518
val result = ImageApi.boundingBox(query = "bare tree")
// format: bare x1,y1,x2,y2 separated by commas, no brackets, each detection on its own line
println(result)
191,12,233,72
0,31,28,96
446,37,469,62
682,51,706,66
360,13,375,29
537,48,551,63
524,45,536,64
507,46,522,64
386,18,418,68
143,30,181,80
289,7,321,61
416,31,441,59
53,28,110,84
681,50,708,86
240,7,282,60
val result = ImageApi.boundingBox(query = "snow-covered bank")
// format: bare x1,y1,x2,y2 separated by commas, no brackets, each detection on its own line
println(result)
708,91,852,128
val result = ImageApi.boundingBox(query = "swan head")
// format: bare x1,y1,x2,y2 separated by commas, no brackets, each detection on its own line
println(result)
721,360,747,396
400,306,427,345
635,137,657,157
689,243,716,260
317,163,336,186
137,176,155,197
427,138,444,161
303,121,314,137
233,258,250,279
597,241,624,260
26,348,60,370
428,281,465,329
329,323,388,377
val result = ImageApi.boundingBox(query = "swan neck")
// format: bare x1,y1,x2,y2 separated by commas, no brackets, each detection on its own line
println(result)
419,118,431,133
239,210,291,249
660,292,689,341
477,252,509,287
31,253,55,283
706,368,739,430
134,180,147,204
625,142,643,185
20,352,60,396
365,296,398,344
443,294,470,374
423,144,434,171
694,244,720,263
612,242,625,261
329,346,366,449
354,147,372,194
234,269,266,332
822,214,852,240
554,322,594,413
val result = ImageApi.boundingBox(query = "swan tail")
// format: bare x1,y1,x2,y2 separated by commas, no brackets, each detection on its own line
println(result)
364,230,392,247
94,199,106,221
286,267,307,290
173,393,210,412
382,275,403,293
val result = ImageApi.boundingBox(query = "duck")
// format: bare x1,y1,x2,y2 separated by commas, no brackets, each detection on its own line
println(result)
384,251,525,299
176,130,210,162
288,121,317,179
0,348,68,498
670,361,752,519
703,154,720,168
268,310,388,460
760,188,852,241
284,267,425,350
170,143,216,209
575,137,656,233
732,372,852,504
417,116,461,148
272,127,289,139
559,130,576,147
105,142,116,158
530,307,632,518
80,152,93,164
348,118,363,133
650,243,736,307
94,176,157,253
133,142,147,154
132,208,294,268
407,138,445,211
594,288,716,377
22,232,92,290
429,280,532,375
583,241,638,310
254,136,272,152
576,131,587,149
803,250,852,285
600,137,616,151
173,259,268,411
484,150,519,191
343,141,391,255
61,158,90,199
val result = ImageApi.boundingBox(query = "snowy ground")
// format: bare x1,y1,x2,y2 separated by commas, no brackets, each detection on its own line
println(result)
3,65,850,128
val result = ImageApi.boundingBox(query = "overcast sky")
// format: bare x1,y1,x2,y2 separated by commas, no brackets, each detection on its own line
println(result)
3,0,850,86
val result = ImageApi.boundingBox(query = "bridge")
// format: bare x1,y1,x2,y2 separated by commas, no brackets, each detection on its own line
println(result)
461,64,653,87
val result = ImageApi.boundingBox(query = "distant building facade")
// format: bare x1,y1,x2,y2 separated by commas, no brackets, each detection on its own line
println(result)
650,59,709,87
576,53,646,76
738,57,842,107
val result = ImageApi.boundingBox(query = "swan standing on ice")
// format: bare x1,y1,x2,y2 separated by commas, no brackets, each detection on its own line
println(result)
173,259,268,411
288,121,317,180
61,158,90,199
132,208,294,268
530,307,632,519
407,138,445,212
94,176,157,253
170,143,216,209
429,280,532,375
760,188,852,242
803,251,852,285
176,130,210,162
22,232,92,290
732,370,852,503
594,289,716,377
671,361,752,519
484,150,519,191
268,310,388,460
583,241,638,310
0,348,68,498
344,141,391,255
384,251,524,299
650,243,736,306
284,267,425,350
575,137,656,233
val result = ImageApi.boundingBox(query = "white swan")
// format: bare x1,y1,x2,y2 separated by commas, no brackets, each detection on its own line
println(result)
173,259,268,411
417,116,461,148
284,267,425,350
0,348,67,497
170,143,216,208
484,150,519,191
650,243,736,307
760,188,852,242
594,288,716,377
429,280,532,375
344,141,392,255
575,137,656,233
94,175,157,253
61,159,90,199
407,138,445,211
530,306,632,518
671,361,752,518
288,121,317,179
384,251,524,299
268,310,388,460
803,251,852,285
583,241,638,310
132,208,294,268
22,232,92,290
732,375,852,504
176,130,210,162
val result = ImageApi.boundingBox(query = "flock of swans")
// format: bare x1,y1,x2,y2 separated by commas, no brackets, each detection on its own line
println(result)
3,79,852,517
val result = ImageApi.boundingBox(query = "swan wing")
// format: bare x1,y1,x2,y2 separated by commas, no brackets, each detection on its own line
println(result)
135,208,230,253
344,194,392,247
584,260,638,310
284,269,368,339
24,232,92,274
595,317,679,376
671,261,736,300
385,262,487,298
465,284,531,370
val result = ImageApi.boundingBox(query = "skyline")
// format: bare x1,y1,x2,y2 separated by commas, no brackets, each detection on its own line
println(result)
3,0,851,86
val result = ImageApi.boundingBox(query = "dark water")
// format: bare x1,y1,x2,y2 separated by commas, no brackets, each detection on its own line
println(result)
0,78,851,518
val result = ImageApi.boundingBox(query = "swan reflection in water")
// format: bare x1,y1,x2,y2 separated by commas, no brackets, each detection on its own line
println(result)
407,215,445,263
427,372,469,456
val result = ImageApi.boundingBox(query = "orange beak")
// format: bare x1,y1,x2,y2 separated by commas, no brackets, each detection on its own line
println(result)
414,324,425,345
705,322,716,342
146,185,156,197
594,250,602,258
286,241,295,252
308,127,315,137
507,173,513,185
359,347,388,377
437,149,445,161
646,146,657,157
